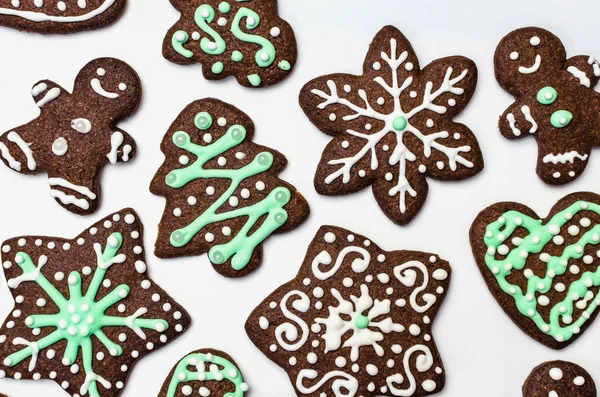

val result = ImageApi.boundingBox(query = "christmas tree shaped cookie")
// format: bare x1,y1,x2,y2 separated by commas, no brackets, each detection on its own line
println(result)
150,98,309,278
162,0,296,88
0,208,191,397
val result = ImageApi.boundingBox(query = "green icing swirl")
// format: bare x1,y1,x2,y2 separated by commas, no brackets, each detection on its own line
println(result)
167,352,248,397
483,201,600,343
172,30,194,59
195,5,226,55
165,112,291,271
231,7,276,68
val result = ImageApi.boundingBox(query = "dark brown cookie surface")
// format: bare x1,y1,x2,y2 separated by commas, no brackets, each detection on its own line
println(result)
0,0,126,34
157,348,248,397
163,0,296,88
150,98,309,278
246,225,451,397
299,25,483,225
523,360,596,397
495,27,600,185
0,208,191,396
470,192,600,349
0,57,141,215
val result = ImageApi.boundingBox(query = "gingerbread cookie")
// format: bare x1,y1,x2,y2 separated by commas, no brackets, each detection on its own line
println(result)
0,0,126,34
246,225,451,397
0,58,141,215
495,27,600,185
0,209,191,396
150,98,309,278
470,192,600,349
163,0,296,88
157,348,248,397
523,360,596,397
299,26,483,225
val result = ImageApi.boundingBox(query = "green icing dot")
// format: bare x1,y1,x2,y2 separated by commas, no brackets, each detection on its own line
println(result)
551,110,573,128
392,116,408,131
218,1,230,13
248,74,261,87
194,112,213,130
232,50,244,62
537,86,558,105
278,60,291,71
354,315,369,329
212,62,224,75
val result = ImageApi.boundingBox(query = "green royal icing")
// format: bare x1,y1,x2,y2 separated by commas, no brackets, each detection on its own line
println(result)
232,50,244,62
218,1,231,13
4,233,168,397
231,8,276,68
167,352,248,397
172,30,194,59
537,86,558,105
483,201,600,343
212,62,225,74
247,74,261,87
278,60,291,71
165,112,291,271
196,5,226,55
551,110,573,128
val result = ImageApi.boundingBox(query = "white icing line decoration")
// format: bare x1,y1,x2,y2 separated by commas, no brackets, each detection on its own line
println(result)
7,131,36,171
49,189,90,210
567,66,591,87
91,78,119,99
36,87,61,108
520,105,538,133
107,131,124,164
0,0,115,23
0,141,21,171
519,54,542,74
542,151,589,164
506,113,521,136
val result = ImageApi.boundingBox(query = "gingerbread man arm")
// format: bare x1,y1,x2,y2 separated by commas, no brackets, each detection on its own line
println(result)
30,80,70,113
107,127,136,165
565,55,600,89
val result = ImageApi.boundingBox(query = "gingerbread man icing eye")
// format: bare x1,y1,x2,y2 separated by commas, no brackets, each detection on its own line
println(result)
495,27,600,185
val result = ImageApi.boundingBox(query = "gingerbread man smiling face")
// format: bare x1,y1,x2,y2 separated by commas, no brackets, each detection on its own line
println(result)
0,57,141,215
495,27,600,185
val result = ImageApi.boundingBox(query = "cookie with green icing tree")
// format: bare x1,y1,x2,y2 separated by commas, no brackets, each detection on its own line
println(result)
470,192,600,349
163,0,296,88
157,348,248,397
150,98,309,278
299,26,484,226
0,208,192,396
495,27,600,185
523,360,596,397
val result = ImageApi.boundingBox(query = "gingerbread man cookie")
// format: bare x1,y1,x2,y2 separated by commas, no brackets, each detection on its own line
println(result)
495,27,600,185
246,225,451,397
0,209,191,397
0,57,141,215
470,192,600,349
523,360,596,397
0,0,126,34
158,349,249,397
163,0,296,88
300,26,483,225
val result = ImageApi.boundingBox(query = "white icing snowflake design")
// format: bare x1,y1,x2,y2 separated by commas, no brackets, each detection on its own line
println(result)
0,209,190,397
300,25,483,225
246,226,451,397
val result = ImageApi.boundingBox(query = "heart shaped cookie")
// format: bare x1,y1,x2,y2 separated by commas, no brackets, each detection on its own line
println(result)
470,192,600,349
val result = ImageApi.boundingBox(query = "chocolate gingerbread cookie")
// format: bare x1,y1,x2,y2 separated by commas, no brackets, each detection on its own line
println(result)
246,225,451,397
0,0,126,34
470,192,600,349
523,360,596,397
0,57,141,215
0,209,191,396
157,349,248,397
163,0,296,88
495,27,600,185
299,25,483,225
150,98,309,278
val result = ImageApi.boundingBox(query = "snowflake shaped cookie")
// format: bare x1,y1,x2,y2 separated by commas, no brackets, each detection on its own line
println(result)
300,26,483,225
495,27,600,185
471,192,600,349
0,58,141,215
246,225,451,397
0,209,191,396
163,0,296,88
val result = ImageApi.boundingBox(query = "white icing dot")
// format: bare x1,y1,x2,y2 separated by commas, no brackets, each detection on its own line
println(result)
510,51,519,60
324,232,336,243
530,36,541,46
187,196,197,205
549,367,563,381
270,27,281,37
372,62,381,70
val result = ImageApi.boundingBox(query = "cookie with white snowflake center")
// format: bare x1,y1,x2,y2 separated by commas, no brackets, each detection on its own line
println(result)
299,25,483,225
0,209,191,397
523,360,596,397
158,348,249,397
246,225,451,397
470,192,600,349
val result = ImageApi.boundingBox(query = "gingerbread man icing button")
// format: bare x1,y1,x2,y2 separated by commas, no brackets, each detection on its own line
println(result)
523,360,597,397
0,58,141,215
0,0,126,34
495,27,600,185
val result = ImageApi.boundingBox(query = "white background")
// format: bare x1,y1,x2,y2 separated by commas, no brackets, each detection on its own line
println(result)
0,0,599,396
